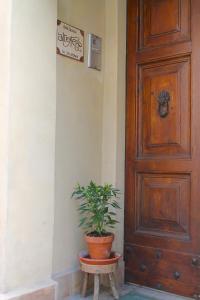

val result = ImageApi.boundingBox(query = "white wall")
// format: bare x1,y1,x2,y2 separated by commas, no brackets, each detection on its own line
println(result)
0,0,12,292
0,0,126,296
53,0,105,275
0,0,57,292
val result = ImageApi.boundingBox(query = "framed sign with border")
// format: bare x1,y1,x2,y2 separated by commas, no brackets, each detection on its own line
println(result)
57,20,84,62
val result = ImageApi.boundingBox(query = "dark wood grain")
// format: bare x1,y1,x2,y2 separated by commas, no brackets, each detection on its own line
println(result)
125,0,200,298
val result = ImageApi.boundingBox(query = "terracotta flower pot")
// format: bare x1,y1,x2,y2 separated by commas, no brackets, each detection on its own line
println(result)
85,233,114,259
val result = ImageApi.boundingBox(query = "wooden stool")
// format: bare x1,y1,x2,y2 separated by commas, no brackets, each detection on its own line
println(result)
80,261,119,300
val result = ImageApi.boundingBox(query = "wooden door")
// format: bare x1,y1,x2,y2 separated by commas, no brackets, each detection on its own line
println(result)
125,0,200,298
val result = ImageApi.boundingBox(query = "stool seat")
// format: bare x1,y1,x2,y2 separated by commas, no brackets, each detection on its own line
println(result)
80,262,117,274
79,252,120,300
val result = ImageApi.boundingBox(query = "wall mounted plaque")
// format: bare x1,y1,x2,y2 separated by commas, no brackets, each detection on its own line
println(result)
57,20,84,62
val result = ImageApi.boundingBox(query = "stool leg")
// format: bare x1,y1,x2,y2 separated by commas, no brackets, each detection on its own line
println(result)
81,273,88,297
108,273,119,299
93,274,100,300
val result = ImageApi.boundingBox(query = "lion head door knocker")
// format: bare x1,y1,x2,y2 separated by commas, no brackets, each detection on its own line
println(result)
157,90,170,118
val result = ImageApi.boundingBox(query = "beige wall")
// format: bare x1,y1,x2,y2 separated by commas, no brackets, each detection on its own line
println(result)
53,0,126,284
0,0,57,294
101,0,126,254
53,0,105,275
115,0,126,254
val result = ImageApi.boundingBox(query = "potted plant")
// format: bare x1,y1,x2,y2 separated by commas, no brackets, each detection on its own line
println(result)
72,181,120,259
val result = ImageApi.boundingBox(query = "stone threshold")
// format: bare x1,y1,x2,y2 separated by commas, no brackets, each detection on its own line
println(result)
66,283,193,300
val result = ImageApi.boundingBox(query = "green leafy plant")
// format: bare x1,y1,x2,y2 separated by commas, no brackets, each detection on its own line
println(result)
72,181,120,236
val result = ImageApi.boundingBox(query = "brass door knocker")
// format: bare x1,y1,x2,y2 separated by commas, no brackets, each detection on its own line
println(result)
157,90,170,118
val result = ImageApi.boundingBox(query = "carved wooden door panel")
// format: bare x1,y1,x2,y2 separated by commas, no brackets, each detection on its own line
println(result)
125,0,200,298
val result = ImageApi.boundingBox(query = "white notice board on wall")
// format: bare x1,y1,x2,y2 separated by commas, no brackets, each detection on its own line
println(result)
57,20,84,62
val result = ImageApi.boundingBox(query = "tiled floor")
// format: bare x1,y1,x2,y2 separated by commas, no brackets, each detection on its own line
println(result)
66,284,193,300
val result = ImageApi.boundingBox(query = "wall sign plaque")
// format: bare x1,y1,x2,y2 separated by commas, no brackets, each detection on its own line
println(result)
57,20,84,62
